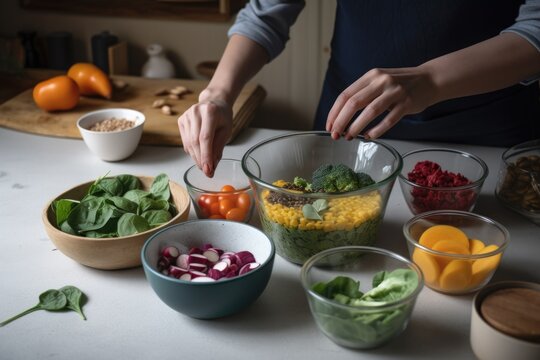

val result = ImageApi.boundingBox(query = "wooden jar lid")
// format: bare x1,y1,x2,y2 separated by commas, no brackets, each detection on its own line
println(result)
480,287,540,343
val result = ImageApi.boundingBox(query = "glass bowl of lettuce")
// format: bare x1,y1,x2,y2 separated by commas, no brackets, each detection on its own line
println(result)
300,246,424,349
242,131,403,264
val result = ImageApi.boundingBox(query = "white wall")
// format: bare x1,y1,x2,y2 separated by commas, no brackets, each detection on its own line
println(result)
0,0,336,130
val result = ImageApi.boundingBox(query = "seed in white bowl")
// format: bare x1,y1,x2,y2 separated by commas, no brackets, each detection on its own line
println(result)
88,117,135,132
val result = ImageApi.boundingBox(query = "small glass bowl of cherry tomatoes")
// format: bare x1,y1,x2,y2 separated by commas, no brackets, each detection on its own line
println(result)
183,159,256,223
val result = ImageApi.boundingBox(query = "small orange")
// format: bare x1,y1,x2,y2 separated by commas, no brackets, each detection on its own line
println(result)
32,75,80,112
67,63,112,99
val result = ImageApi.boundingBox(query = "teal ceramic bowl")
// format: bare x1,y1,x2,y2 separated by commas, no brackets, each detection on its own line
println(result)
141,220,275,319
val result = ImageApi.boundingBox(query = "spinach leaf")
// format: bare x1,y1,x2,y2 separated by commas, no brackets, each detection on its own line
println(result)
142,210,172,227
116,174,141,192
362,269,418,303
312,276,363,300
123,189,152,205
105,196,138,213
0,287,88,327
117,213,151,236
60,286,86,320
302,199,329,221
139,197,169,214
150,173,170,201
0,289,66,327
53,199,79,227
96,177,123,196
67,198,114,233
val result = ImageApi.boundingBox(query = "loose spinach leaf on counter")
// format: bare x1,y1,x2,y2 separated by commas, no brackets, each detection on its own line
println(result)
53,173,174,238
0,286,88,327
60,286,86,320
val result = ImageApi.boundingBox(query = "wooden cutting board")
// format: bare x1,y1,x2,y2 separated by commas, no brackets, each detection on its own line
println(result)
0,71,266,146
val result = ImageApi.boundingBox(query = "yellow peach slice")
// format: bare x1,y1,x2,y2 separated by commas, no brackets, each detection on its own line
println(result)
469,239,486,254
419,225,469,249
471,245,501,287
439,260,472,292
412,248,440,286
432,239,470,269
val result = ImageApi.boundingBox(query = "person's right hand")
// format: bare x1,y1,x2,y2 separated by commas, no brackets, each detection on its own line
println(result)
178,95,233,178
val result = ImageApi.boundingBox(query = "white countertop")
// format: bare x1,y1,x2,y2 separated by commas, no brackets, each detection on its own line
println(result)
0,127,538,360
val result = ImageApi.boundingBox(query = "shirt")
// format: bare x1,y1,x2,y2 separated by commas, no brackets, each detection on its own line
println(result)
229,0,540,146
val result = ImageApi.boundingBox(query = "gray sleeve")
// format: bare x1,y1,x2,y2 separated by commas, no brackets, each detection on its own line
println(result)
227,0,305,61
501,0,540,84
501,0,540,51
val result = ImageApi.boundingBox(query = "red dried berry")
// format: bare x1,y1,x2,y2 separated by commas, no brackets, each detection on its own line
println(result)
407,161,477,213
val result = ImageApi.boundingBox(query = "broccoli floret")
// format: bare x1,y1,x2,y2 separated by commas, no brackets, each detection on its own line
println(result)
357,172,375,188
312,164,376,193
311,164,357,192
312,164,335,192
293,176,313,192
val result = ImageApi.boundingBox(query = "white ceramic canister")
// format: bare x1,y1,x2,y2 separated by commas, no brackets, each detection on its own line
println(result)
470,281,540,360
142,43,175,79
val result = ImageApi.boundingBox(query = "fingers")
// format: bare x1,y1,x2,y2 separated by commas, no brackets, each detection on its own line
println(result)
344,88,401,139
364,104,406,139
177,101,232,178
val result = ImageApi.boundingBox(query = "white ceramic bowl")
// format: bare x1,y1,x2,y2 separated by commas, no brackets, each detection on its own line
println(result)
77,108,145,161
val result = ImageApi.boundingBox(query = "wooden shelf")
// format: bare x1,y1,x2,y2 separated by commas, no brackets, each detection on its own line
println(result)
20,0,246,22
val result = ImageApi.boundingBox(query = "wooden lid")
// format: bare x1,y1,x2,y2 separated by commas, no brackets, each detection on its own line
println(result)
480,287,540,343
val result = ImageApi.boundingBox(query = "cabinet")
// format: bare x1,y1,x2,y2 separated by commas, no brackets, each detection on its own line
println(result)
20,0,246,22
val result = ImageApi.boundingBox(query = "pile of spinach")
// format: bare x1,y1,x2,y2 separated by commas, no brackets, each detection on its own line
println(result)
53,173,176,238
310,269,418,346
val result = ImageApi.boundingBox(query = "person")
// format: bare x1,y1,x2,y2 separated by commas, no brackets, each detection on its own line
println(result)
178,0,540,177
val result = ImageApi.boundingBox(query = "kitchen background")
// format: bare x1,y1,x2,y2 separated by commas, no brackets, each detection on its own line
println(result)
0,0,336,131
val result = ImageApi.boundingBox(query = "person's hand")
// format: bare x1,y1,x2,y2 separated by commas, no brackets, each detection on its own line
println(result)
178,93,233,177
326,67,438,140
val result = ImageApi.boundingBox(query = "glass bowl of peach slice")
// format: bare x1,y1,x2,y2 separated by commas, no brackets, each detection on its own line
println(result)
403,210,510,295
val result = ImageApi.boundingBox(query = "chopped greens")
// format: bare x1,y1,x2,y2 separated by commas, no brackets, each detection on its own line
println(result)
309,269,419,348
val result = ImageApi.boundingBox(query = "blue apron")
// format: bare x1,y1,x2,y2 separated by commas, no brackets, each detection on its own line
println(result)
314,0,540,147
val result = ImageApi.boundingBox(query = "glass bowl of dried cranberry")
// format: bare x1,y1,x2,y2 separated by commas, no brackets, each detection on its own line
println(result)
398,148,488,214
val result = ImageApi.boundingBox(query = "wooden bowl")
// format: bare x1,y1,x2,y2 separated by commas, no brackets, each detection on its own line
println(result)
42,176,190,270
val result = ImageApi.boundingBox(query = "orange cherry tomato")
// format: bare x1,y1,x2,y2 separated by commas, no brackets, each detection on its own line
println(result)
219,199,236,217
226,208,247,222
221,185,236,192
67,63,112,99
32,75,80,112
209,214,225,219
202,195,219,208
198,195,208,209
236,193,251,211
209,202,221,216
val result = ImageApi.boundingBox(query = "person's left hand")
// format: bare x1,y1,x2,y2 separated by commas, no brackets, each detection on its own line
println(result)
326,67,438,140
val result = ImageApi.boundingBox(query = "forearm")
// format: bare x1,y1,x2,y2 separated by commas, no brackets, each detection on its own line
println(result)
422,32,540,104
200,34,269,106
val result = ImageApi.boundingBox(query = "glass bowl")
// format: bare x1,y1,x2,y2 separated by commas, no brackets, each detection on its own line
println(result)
495,139,540,226
398,148,488,214
241,131,403,264
183,159,258,223
300,246,423,349
403,210,510,295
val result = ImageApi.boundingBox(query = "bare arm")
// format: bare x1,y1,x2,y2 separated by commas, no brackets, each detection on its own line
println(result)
327,32,540,140
178,34,268,177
